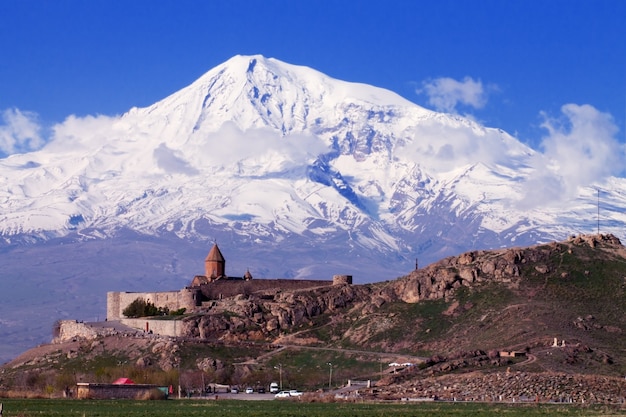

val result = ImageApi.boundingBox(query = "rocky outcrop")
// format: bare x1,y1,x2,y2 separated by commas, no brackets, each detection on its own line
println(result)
390,247,525,303
391,234,622,303
180,283,373,341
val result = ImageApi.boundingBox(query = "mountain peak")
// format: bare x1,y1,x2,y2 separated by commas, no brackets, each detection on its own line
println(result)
131,54,421,137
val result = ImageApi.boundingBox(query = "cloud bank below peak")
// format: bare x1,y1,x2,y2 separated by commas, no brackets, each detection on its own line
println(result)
1,101,623,200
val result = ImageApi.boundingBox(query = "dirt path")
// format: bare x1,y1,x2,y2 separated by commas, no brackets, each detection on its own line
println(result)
236,341,426,366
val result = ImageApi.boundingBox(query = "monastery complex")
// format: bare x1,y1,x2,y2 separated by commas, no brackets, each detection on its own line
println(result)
106,243,352,323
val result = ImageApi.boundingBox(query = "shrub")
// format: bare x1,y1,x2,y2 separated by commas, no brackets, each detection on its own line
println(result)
170,308,187,316
137,388,168,400
123,298,169,318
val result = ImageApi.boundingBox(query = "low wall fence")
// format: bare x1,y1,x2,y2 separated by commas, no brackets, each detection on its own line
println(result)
119,318,183,337
347,379,371,388
76,383,168,399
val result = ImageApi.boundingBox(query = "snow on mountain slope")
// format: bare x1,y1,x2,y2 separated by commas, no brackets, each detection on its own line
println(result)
2,54,625,259
133,55,418,136
1,54,626,363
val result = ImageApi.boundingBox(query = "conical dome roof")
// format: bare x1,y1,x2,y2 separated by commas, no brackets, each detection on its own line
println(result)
205,244,225,262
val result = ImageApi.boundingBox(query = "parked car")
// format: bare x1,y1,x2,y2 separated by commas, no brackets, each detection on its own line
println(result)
274,391,291,398
269,382,279,393
245,387,254,394
230,388,239,394
257,387,265,393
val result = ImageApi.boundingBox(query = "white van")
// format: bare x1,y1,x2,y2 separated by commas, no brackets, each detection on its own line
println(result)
269,382,279,393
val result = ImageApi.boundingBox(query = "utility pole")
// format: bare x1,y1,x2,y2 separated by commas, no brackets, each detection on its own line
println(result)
274,364,283,390
597,188,600,235
327,362,333,390
177,362,181,399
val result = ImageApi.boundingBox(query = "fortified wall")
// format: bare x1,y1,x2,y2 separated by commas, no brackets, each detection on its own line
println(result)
107,289,196,321
196,278,342,301
118,317,184,337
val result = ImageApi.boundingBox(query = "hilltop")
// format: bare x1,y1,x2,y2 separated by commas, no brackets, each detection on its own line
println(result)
2,234,626,402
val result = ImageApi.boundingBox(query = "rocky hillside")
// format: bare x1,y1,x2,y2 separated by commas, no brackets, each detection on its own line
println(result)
171,234,626,356
2,234,626,400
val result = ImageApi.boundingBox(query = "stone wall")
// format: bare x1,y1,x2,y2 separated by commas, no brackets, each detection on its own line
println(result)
107,290,196,320
119,318,183,337
54,320,99,342
197,278,333,301
54,320,123,343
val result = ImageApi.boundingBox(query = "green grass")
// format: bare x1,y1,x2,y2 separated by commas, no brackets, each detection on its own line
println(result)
455,283,516,311
324,299,452,354
1,398,625,417
177,341,270,369
265,349,381,390
61,352,131,375
522,246,626,323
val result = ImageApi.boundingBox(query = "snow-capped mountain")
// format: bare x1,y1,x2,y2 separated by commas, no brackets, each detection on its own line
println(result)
1,55,625,363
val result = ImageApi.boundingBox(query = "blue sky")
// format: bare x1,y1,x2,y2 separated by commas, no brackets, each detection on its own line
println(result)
0,0,624,153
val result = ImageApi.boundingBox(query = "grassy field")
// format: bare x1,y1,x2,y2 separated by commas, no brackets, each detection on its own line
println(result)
1,399,626,417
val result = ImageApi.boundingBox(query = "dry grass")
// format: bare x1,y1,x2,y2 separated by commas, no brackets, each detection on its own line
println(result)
0,389,50,399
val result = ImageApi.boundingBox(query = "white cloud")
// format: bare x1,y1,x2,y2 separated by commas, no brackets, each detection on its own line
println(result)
186,122,329,176
20,113,328,179
418,76,488,113
50,113,119,146
398,102,624,210
154,143,199,175
520,104,625,207
0,108,45,155
399,118,524,174
4,102,621,214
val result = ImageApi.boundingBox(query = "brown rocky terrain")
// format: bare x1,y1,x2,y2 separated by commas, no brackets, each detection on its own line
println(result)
2,234,626,403
366,370,626,403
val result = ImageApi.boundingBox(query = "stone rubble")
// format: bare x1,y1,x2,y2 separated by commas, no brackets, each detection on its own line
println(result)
367,371,626,404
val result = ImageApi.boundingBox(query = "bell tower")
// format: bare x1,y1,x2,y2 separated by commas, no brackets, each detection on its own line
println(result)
204,243,226,281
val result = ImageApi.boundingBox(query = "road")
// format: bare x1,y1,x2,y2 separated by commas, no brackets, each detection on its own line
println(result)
179,392,285,401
